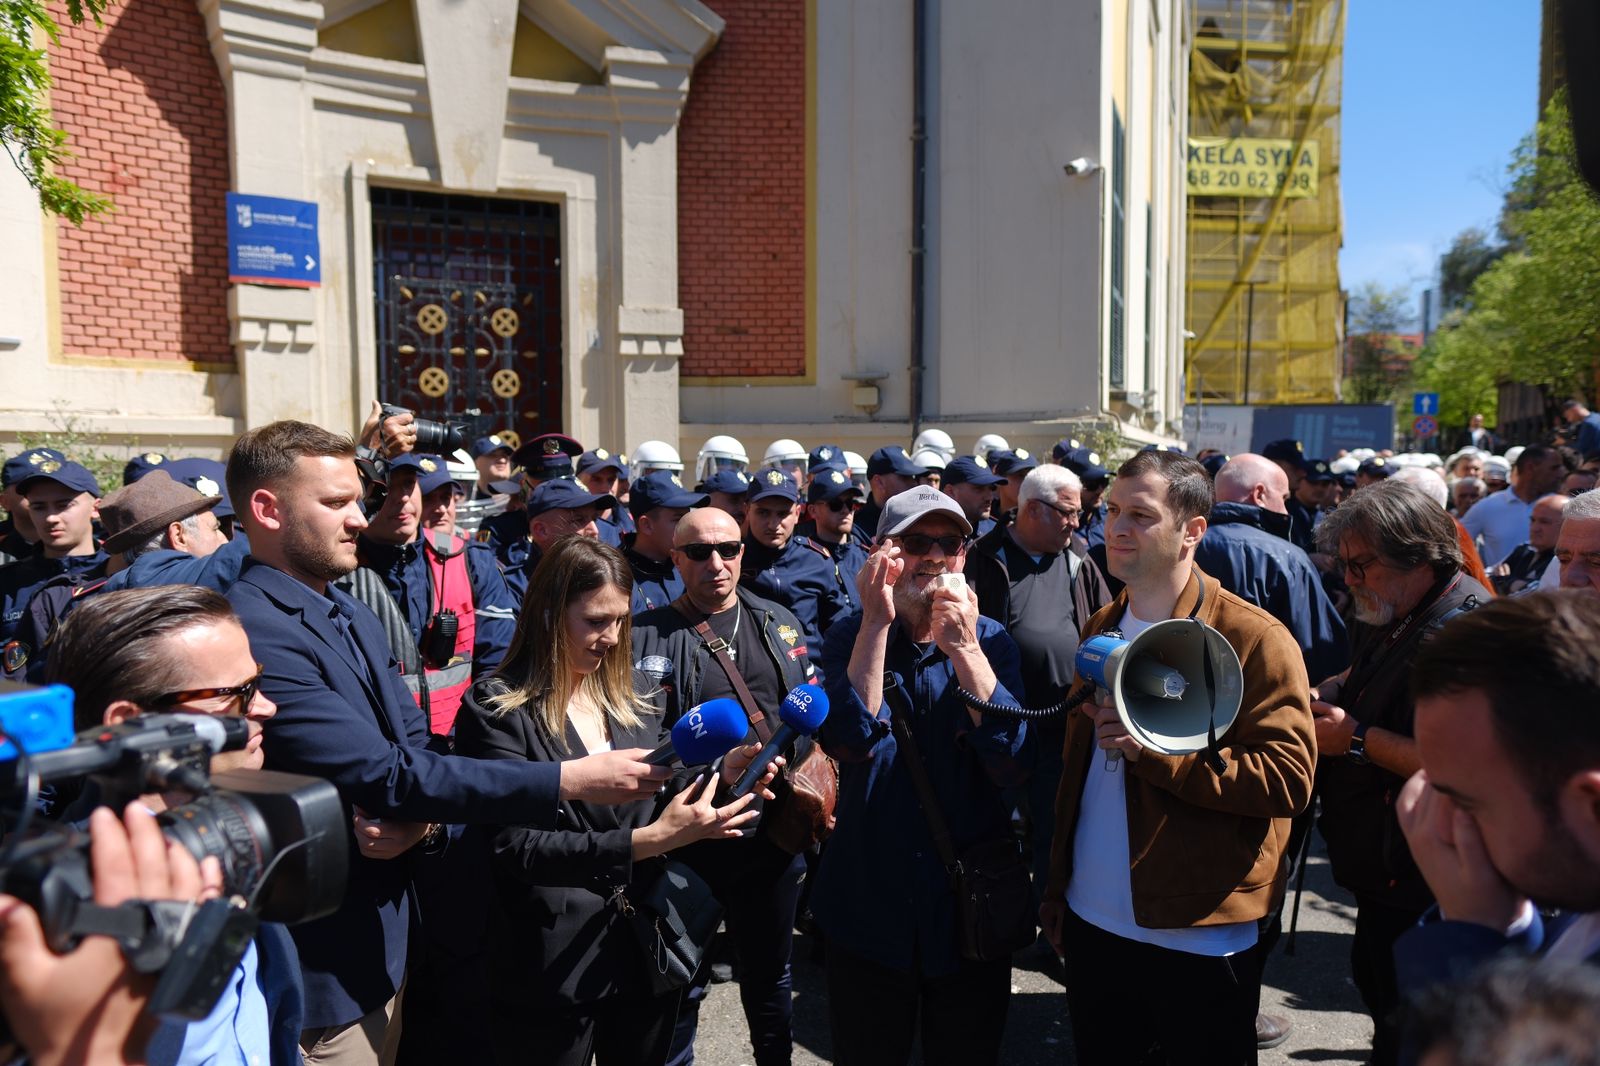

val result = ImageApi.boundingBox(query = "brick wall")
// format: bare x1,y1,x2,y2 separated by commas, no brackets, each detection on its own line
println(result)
49,0,232,364
677,0,806,378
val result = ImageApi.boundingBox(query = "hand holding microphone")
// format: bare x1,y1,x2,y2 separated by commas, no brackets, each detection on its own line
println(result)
730,685,831,799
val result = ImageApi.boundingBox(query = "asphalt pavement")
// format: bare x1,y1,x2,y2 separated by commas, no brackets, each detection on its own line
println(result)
694,840,1373,1065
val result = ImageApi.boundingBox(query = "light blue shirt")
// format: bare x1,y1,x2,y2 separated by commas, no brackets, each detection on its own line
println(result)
1460,487,1534,568
150,939,272,1066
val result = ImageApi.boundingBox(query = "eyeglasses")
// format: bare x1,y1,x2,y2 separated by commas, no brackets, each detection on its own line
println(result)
1338,554,1382,582
824,498,864,513
679,541,742,562
893,533,969,557
1031,498,1080,524
152,664,265,717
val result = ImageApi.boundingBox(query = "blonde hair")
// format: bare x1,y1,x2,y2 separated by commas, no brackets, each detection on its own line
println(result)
489,536,649,748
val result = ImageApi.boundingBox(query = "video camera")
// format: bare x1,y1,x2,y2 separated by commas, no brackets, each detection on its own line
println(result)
379,402,468,455
0,682,347,1023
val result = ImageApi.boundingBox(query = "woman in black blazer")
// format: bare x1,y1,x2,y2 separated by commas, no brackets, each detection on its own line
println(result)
457,536,771,1066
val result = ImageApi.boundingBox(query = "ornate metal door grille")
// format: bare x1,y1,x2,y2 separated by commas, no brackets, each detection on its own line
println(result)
371,187,562,451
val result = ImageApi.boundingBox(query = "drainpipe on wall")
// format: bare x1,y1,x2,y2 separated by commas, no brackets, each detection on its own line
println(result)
909,0,928,437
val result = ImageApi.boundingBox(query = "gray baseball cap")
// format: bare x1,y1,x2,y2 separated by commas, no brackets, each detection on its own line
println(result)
878,486,973,539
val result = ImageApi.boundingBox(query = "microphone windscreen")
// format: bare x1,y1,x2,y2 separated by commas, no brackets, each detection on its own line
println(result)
776,684,830,734
671,697,751,765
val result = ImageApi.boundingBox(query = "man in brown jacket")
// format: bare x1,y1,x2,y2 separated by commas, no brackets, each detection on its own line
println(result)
1039,449,1316,1065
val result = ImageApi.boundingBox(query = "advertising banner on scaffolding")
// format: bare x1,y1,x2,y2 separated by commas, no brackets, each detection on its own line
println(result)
1185,138,1319,199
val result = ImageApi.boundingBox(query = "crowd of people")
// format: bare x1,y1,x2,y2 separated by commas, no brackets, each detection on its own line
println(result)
0,402,1599,1066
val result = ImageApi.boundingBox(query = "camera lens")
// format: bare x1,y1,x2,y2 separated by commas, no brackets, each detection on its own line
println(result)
412,419,467,454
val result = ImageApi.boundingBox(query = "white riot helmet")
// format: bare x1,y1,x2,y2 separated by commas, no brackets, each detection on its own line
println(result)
843,450,869,492
912,428,956,463
695,435,748,483
763,438,809,479
973,434,1010,462
910,448,947,472
631,440,683,482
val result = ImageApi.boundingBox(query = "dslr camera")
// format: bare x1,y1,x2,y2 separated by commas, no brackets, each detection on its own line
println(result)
0,683,347,1024
379,402,469,455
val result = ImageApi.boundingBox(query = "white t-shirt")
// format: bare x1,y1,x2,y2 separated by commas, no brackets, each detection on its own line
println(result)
1066,610,1259,957
1460,489,1534,568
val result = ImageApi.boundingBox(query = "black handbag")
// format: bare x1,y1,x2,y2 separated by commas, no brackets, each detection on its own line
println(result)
617,858,724,995
883,675,1036,962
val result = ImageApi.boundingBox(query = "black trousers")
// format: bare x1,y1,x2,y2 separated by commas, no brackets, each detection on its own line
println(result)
1062,909,1262,1066
1351,896,1428,1066
665,837,806,1066
825,941,1011,1066
496,988,680,1066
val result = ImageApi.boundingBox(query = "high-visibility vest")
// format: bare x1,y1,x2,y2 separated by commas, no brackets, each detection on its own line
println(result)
415,532,476,736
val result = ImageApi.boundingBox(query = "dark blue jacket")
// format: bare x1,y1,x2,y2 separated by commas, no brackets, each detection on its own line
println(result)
622,536,682,614
1579,412,1600,459
226,559,561,1027
358,534,517,674
793,523,869,613
0,550,105,643
812,612,1033,977
105,533,253,594
740,535,851,672
1194,502,1349,686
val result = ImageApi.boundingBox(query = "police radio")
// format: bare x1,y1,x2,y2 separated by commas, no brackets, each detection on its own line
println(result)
422,532,465,666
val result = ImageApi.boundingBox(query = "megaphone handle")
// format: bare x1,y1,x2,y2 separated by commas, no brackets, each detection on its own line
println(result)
1095,686,1122,771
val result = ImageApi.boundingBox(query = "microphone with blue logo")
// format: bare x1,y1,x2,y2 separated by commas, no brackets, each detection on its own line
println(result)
645,697,751,767
729,685,830,799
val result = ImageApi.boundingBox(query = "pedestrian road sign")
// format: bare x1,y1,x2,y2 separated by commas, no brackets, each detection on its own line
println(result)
1413,392,1439,416
1412,414,1438,439
227,192,321,288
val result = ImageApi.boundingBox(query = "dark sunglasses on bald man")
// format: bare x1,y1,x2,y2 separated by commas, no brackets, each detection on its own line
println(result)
679,541,742,562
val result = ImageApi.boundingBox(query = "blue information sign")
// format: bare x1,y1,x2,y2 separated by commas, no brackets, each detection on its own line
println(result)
1250,404,1395,457
227,192,321,288
1413,392,1439,416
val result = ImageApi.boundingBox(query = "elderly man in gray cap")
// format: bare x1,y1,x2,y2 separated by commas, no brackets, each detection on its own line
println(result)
815,486,1034,1065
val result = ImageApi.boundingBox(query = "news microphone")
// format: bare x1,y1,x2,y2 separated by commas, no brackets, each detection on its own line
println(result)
644,698,749,767
730,685,830,799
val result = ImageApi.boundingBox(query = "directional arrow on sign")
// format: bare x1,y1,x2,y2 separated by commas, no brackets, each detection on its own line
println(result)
305,255,316,271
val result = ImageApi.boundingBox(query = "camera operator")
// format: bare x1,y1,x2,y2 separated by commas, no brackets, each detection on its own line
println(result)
43,585,295,1066
223,421,670,1066
0,804,224,1066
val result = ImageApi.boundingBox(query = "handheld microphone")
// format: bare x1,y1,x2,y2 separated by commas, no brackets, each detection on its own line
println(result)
730,685,830,799
644,698,749,767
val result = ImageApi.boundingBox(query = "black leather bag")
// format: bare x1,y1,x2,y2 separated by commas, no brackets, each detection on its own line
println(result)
883,675,1036,962
621,858,724,995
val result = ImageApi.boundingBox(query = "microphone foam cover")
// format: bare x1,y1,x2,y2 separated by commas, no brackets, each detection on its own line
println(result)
777,684,830,734
671,697,752,765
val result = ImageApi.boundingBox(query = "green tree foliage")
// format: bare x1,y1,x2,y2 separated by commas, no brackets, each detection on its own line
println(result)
1436,227,1504,312
1416,92,1600,432
1345,281,1414,405
1,0,113,224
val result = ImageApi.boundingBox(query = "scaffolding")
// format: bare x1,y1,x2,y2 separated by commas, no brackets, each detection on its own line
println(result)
1185,0,1345,405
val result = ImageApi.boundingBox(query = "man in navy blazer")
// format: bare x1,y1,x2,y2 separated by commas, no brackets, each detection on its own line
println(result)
224,421,670,1065
1394,591,1600,1062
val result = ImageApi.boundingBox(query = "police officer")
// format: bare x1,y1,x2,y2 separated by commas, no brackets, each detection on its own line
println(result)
417,456,465,539
0,448,65,564
1057,445,1111,552
480,432,589,572
622,469,707,613
579,448,635,538
739,469,849,671
162,457,238,541
469,435,515,500
807,443,847,488
1357,455,1395,489
796,466,868,613
940,455,1006,538
698,469,751,527
1288,458,1337,555
854,446,923,545
989,447,1038,519
0,460,104,647
503,477,615,603
1262,438,1309,495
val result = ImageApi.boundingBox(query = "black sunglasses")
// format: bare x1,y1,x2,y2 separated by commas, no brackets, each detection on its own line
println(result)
152,664,265,717
893,533,969,556
679,541,742,562
824,498,864,513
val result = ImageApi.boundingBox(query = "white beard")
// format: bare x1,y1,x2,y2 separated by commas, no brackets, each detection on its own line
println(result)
1351,588,1396,626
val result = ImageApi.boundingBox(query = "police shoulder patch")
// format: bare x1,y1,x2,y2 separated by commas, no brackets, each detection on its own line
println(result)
636,655,673,681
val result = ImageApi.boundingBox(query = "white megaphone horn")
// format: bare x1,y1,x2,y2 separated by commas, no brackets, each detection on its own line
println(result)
1073,617,1244,772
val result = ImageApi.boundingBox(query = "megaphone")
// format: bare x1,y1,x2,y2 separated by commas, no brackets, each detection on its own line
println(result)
1074,618,1244,764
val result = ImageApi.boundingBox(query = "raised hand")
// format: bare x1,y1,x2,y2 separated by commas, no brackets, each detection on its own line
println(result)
856,543,904,628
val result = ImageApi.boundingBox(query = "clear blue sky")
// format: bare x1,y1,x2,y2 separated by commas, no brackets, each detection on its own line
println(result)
1340,0,1542,315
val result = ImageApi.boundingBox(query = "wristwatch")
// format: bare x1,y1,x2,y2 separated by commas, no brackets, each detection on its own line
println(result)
1347,720,1370,766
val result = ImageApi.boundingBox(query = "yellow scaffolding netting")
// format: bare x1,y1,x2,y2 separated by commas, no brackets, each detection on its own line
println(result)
1185,0,1345,405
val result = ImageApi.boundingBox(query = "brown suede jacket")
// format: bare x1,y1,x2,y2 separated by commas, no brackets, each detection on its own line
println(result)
1044,567,1317,929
